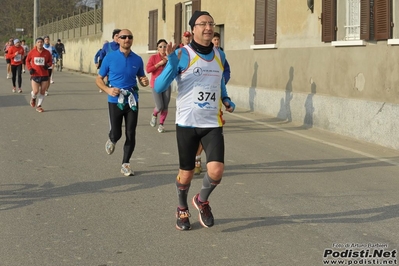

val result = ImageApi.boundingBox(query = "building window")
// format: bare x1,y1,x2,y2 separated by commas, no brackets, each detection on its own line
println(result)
324,0,392,43
322,0,337,42
254,0,277,45
185,3,192,32
372,0,392,40
185,0,200,31
175,1,200,45
345,0,361,40
174,3,182,45
148,9,158,50
359,0,392,41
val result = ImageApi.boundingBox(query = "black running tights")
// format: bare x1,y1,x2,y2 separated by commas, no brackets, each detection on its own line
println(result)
11,64,22,88
108,102,139,164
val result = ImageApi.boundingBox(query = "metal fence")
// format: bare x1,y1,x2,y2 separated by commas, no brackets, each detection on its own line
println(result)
37,5,102,41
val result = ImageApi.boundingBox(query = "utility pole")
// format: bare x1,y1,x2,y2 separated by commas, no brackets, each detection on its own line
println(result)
34,0,39,40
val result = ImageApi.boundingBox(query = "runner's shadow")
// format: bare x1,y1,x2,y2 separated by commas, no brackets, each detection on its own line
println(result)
218,203,399,232
224,157,398,175
0,172,174,211
0,95,29,107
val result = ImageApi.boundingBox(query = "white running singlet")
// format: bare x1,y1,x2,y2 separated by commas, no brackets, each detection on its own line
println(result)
175,46,224,128
43,45,54,69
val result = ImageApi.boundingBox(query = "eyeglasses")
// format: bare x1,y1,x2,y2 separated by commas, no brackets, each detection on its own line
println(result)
194,22,216,28
158,45,167,48
119,35,133,40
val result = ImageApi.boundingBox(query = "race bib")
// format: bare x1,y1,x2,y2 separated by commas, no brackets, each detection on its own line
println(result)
192,82,220,110
34,57,45,66
14,54,21,62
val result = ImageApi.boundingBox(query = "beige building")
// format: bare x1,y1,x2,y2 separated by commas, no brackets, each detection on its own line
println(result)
62,0,399,150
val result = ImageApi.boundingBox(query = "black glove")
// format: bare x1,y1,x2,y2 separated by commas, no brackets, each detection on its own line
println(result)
43,65,50,70
29,69,35,75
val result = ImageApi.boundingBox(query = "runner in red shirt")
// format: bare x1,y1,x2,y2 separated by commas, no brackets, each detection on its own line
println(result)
7,39,25,93
25,37,53,113
179,31,192,48
4,38,14,78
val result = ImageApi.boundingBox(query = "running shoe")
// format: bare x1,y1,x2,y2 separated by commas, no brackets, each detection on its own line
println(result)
30,98,36,108
194,159,202,175
36,106,44,113
45,91,48,96
50,80,54,84
121,163,134,176
176,207,191,231
99,90,102,93
23,69,25,73
12,88,16,93
192,194,214,228
7,74,10,79
157,124,165,133
105,139,115,155
18,89,22,93
150,115,157,127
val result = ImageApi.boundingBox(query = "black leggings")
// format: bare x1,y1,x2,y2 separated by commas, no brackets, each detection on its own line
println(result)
11,64,22,88
108,102,139,164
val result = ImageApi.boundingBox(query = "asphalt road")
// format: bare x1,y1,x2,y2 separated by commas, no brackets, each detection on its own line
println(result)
1,60,399,266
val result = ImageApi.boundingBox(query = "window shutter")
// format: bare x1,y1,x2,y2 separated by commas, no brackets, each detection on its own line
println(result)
192,0,201,13
174,3,182,45
374,0,391,40
321,0,336,42
360,0,370,40
162,0,166,21
265,0,277,44
148,10,158,50
254,0,266,44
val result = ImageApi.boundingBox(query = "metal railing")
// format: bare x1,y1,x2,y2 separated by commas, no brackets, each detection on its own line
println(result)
37,5,102,41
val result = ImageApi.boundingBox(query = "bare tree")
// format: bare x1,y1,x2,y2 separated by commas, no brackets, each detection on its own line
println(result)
0,0,83,42
0,0,33,39
76,0,102,8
